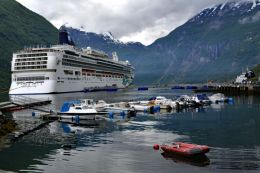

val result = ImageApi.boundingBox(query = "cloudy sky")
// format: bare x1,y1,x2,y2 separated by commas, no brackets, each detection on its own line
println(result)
16,0,231,45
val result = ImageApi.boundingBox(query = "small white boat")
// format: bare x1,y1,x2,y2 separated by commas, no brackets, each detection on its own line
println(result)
148,96,173,110
98,102,136,118
130,104,155,112
208,93,228,103
175,95,195,107
59,99,107,120
191,94,211,105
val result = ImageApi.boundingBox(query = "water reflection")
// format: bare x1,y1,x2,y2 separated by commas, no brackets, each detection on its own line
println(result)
1,89,260,172
161,152,210,167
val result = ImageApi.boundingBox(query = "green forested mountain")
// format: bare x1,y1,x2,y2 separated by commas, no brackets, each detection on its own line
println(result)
0,0,58,90
252,64,260,81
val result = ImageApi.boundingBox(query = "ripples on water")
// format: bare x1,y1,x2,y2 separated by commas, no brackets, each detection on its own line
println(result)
0,89,260,173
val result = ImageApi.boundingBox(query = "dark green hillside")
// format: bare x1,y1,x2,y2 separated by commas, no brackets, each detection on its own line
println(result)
0,0,58,90
251,64,260,81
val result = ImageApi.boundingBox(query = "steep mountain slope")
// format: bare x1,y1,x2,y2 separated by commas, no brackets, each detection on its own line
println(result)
67,0,260,84
150,0,260,83
66,27,146,64
0,0,58,89
65,27,150,84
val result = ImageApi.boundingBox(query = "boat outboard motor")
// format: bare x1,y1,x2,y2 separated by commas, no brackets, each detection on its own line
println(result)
59,28,75,46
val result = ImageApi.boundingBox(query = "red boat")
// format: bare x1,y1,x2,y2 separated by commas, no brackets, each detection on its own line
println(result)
154,142,210,156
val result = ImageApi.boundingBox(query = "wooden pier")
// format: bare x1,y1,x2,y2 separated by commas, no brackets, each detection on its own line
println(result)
0,95,52,113
194,85,260,95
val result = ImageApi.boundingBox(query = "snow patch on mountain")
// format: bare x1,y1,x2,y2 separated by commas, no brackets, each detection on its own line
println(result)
189,0,260,23
220,1,227,9
102,31,114,40
252,0,257,9
102,31,123,44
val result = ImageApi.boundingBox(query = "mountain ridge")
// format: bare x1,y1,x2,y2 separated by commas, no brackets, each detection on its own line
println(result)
1,0,260,87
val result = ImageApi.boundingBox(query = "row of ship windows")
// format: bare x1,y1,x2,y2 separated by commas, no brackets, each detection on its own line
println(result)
17,53,48,58
58,77,122,81
15,57,48,62
14,65,47,70
63,70,124,78
14,76,121,82
14,76,49,81
63,54,125,69
62,60,130,74
15,61,47,66
83,74,124,78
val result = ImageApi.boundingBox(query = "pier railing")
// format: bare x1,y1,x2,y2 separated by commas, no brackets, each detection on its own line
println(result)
9,95,57,113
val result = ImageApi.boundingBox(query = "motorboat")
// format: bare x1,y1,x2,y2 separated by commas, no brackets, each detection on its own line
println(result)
148,96,174,110
59,99,107,120
208,93,228,103
191,94,211,106
98,102,136,118
175,95,197,108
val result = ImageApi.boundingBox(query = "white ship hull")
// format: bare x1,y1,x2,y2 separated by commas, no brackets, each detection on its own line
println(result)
9,77,131,94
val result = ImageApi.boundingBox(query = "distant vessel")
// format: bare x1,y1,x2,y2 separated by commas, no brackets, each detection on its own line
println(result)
9,28,134,95
234,69,255,84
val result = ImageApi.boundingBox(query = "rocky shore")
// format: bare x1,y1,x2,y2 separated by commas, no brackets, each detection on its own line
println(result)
0,111,17,138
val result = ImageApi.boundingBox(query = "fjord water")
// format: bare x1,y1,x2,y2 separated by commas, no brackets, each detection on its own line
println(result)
1,88,260,173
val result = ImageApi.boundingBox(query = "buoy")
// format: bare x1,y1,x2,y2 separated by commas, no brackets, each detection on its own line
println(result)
153,144,160,150
75,115,80,124
153,105,160,112
228,98,234,104
109,112,114,119
120,111,126,119
61,123,71,133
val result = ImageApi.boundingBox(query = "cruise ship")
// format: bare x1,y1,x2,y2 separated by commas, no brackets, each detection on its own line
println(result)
9,29,134,95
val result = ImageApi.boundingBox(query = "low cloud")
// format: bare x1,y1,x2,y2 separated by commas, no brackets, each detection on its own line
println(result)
239,11,260,24
17,0,231,45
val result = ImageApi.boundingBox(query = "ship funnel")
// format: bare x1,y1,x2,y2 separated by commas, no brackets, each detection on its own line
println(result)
59,26,75,46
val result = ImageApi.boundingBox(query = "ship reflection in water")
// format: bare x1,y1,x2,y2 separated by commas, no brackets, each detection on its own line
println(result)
1,88,260,173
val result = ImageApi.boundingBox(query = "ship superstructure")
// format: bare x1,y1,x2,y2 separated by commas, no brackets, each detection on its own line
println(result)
9,30,134,95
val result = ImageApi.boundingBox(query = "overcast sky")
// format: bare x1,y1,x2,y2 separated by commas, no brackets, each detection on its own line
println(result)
16,0,232,45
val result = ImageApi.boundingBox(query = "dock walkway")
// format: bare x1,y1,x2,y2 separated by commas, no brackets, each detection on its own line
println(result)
0,95,52,112
194,84,260,95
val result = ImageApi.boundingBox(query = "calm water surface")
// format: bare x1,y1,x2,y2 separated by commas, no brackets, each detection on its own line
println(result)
0,88,260,173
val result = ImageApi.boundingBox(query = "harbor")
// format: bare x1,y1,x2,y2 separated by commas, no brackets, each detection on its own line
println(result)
1,0,260,172
0,88,260,173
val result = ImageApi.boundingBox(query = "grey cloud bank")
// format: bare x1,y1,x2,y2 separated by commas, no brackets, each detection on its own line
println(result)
17,0,232,45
